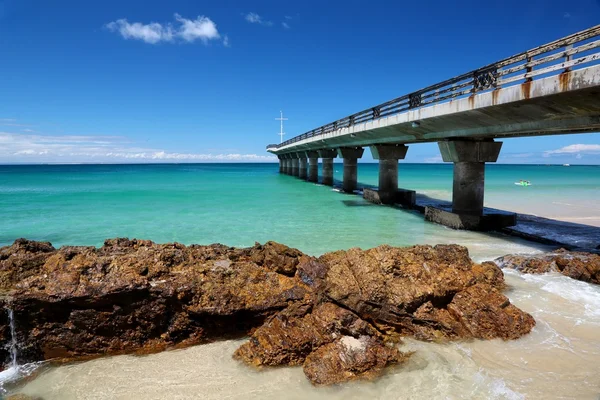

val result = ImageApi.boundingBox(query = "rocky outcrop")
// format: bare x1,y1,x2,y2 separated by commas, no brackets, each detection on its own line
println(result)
299,245,532,341
0,239,535,386
303,335,408,385
0,238,311,366
495,249,600,285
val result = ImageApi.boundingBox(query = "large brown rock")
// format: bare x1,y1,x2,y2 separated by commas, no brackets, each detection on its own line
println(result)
234,302,382,367
303,336,409,385
298,244,534,341
0,239,536,386
495,249,600,285
0,239,311,366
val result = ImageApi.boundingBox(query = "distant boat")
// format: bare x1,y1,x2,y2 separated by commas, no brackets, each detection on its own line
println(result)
563,164,570,167
514,180,532,187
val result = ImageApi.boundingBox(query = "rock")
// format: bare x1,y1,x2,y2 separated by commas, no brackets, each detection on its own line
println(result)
0,239,536,386
303,335,409,385
0,239,311,366
495,249,600,285
307,244,534,341
234,302,381,367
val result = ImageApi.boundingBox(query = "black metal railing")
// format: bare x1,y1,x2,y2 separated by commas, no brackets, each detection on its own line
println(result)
267,24,600,151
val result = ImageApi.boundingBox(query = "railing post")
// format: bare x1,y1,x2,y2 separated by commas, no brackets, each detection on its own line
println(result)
564,44,573,73
525,53,533,82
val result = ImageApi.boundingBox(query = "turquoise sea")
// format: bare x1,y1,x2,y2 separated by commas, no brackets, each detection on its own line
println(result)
2,163,600,258
3,163,600,399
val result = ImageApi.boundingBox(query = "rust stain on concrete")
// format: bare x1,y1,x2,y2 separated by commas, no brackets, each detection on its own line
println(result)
520,81,532,100
559,71,571,92
468,95,475,109
492,89,499,105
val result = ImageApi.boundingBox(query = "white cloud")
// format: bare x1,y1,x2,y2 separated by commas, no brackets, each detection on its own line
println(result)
564,12,571,18
544,144,600,156
106,19,173,44
0,132,275,163
106,14,223,45
223,35,230,47
282,22,290,29
245,12,273,26
174,13,220,43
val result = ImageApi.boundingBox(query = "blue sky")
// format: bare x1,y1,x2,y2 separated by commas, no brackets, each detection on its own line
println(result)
1,0,600,164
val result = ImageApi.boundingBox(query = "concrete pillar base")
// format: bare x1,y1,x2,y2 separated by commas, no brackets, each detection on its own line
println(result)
370,144,408,205
363,188,416,207
424,206,516,231
338,147,364,193
306,151,319,183
318,149,337,186
298,156,308,180
291,158,299,177
438,140,502,216
322,158,334,186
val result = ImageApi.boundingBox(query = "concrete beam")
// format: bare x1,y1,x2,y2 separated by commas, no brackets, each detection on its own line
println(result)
369,144,409,204
317,149,337,159
369,144,408,160
318,149,337,186
305,151,319,183
438,140,502,163
338,147,364,193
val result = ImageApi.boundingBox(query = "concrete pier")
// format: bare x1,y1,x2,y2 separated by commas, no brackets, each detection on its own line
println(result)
291,155,299,177
318,149,337,186
298,153,308,180
369,144,409,204
424,140,515,230
338,147,364,193
278,156,284,174
306,151,319,183
284,154,292,175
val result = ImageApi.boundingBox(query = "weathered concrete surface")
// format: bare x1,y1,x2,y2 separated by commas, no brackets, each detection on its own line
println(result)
424,205,517,231
338,147,364,193
318,149,337,186
298,156,308,180
369,144,409,205
439,140,502,216
363,188,416,207
291,157,299,177
268,66,600,153
306,151,319,183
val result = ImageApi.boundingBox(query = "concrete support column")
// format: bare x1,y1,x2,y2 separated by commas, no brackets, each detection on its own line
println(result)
318,149,337,186
297,153,308,180
438,140,502,215
281,154,289,175
369,144,409,204
277,156,284,174
306,151,319,183
338,147,364,193
452,162,485,215
291,155,300,177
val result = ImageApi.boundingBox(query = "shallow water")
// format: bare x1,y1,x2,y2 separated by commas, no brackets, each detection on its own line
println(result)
9,270,600,399
1,163,599,398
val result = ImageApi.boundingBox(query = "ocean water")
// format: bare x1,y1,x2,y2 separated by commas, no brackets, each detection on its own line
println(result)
2,163,600,255
1,163,600,398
